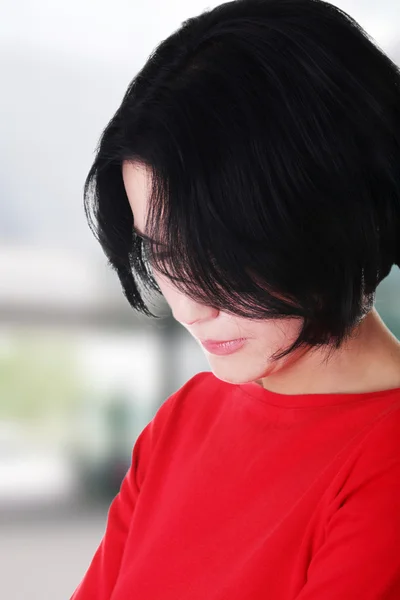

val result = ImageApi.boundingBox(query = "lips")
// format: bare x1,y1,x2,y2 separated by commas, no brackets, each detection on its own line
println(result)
201,338,242,344
199,338,247,356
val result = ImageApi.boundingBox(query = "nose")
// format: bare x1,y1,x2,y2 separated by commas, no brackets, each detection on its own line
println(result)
172,300,219,327
184,315,212,326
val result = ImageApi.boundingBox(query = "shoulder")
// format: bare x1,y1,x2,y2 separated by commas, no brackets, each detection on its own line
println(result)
132,371,218,484
143,370,221,442
154,370,226,424
352,395,400,463
333,396,400,502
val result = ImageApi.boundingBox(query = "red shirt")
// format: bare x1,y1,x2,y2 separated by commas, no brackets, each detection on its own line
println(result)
70,371,400,599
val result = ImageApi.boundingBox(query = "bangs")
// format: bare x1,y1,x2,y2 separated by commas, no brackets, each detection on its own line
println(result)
123,155,303,322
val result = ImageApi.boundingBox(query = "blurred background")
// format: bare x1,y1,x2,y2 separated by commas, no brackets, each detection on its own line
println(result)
1,1,399,598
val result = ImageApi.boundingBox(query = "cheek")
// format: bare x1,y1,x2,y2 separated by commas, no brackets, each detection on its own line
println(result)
151,269,176,302
252,319,302,349
150,269,164,293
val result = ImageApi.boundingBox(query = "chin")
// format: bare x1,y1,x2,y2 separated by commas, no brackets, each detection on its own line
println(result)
207,360,269,386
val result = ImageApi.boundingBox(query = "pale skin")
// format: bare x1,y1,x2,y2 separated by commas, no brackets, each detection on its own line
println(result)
122,160,400,396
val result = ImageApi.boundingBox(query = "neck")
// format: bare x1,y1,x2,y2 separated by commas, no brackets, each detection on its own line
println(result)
259,308,400,395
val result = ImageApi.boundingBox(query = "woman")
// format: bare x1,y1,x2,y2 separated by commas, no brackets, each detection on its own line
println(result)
71,0,400,598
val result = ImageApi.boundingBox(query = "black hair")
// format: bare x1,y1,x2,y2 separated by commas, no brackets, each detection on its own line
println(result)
83,0,400,361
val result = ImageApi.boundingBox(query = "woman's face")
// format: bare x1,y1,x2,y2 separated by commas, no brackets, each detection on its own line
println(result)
122,160,304,385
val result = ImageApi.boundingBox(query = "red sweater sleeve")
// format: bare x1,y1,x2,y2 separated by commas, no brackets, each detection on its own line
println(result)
69,392,177,600
295,408,400,600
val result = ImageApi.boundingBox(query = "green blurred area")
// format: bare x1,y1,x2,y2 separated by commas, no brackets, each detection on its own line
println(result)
0,335,81,423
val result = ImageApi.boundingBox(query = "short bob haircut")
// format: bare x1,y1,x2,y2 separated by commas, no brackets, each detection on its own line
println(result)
83,0,400,361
